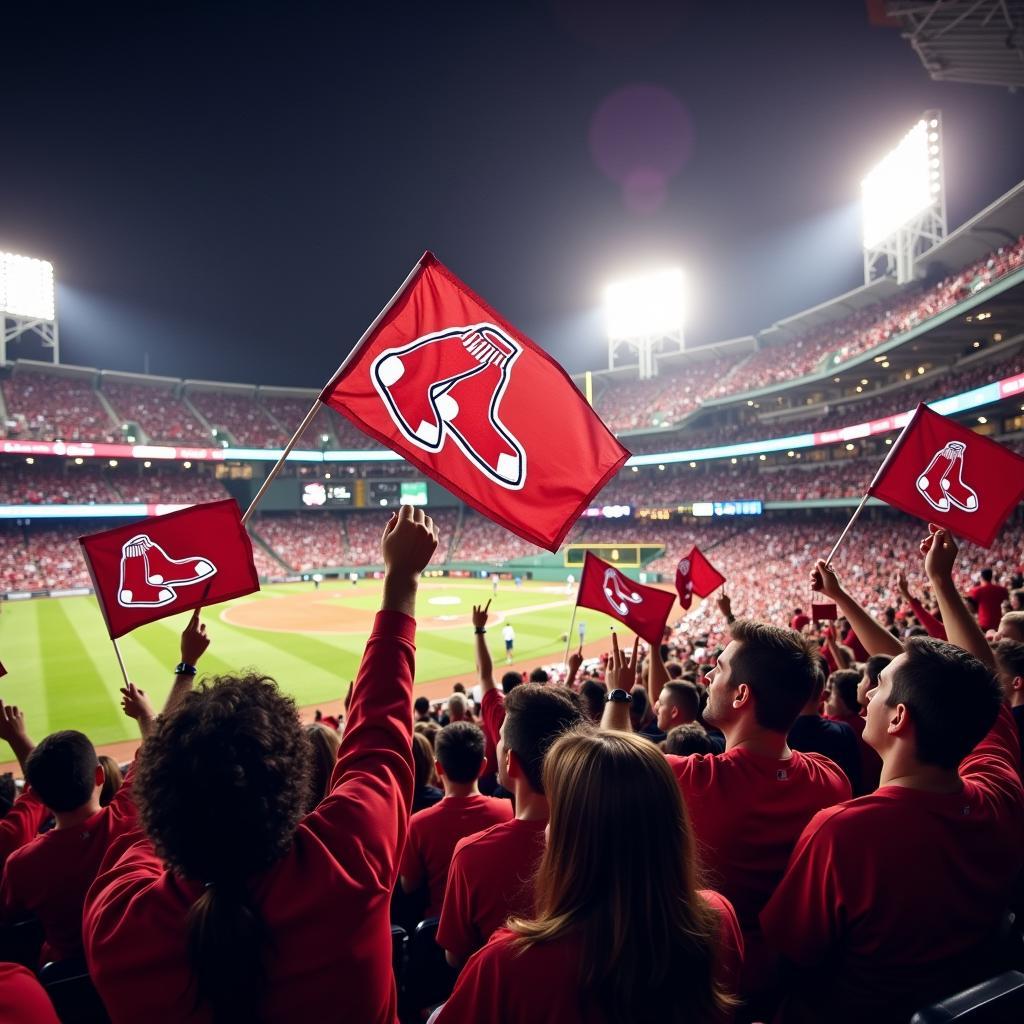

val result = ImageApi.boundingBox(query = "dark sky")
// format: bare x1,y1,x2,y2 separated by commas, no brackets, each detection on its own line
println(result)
3,0,1022,387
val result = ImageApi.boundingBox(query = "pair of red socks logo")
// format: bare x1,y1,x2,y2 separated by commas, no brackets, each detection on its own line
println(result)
916,441,979,513
118,535,216,608
603,567,643,616
371,324,527,489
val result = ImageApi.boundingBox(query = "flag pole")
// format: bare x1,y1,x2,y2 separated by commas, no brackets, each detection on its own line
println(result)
111,638,131,689
562,605,578,677
823,491,873,565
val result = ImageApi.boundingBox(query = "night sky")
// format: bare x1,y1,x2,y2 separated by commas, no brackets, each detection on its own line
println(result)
3,1,1022,387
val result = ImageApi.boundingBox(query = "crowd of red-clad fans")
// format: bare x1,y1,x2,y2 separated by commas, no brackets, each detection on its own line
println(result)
2,504,1024,1024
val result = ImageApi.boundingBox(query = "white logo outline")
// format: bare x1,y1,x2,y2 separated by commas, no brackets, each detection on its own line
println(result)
603,567,643,617
916,440,979,514
117,533,217,609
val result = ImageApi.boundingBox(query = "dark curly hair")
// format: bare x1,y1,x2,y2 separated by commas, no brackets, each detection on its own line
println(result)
136,673,312,1022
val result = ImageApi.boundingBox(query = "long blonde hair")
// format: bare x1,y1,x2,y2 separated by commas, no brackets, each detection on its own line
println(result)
509,730,733,1022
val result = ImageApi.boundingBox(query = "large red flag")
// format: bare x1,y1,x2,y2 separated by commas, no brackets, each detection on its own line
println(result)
320,253,630,551
80,499,260,639
576,552,676,645
868,403,1024,548
675,545,726,610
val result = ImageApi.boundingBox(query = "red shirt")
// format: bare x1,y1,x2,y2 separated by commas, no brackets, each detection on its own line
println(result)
401,794,513,918
760,704,1024,1024
0,962,60,1024
83,610,416,1024
790,614,810,633
842,627,869,663
435,890,743,1023
0,789,47,872
969,582,1009,630
437,816,546,962
1,769,138,962
480,688,505,750
666,747,850,931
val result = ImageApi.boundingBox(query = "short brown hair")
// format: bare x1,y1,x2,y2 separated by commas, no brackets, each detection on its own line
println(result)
728,620,820,733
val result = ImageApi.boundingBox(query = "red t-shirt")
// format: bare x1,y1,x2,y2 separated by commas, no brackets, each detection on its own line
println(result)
790,614,810,633
842,627,869,663
760,704,1024,1024
437,816,547,962
83,610,416,1024
400,794,513,918
0,789,47,872
666,747,851,931
1,768,138,962
480,688,505,750
969,582,1009,631
0,962,60,1024
436,890,743,1023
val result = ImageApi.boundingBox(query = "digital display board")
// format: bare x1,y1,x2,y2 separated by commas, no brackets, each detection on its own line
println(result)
581,504,631,519
400,481,428,506
691,500,763,517
301,482,354,507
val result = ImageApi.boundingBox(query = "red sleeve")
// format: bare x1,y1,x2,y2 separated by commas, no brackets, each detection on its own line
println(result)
0,789,46,873
434,933,509,1023
959,703,1024,813
105,764,139,842
437,839,479,963
399,818,425,891
0,962,60,1024
701,889,745,999
480,689,505,750
304,610,417,890
907,596,946,640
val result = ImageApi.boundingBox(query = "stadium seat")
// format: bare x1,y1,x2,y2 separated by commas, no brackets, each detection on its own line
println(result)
400,917,458,1022
391,924,408,994
38,957,110,1024
909,970,1024,1023
0,915,43,968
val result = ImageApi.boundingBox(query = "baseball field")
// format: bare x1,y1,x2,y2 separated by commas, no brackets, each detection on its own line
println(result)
0,577,634,766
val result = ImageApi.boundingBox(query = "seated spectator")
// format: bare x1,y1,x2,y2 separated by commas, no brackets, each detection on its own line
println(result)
655,680,703,735
414,695,434,723
528,668,549,685
438,684,586,966
415,719,440,749
400,722,512,918
663,722,716,756
825,667,882,793
446,693,469,723
788,666,861,794
83,505,439,1023
0,703,49,873
761,530,1024,1023
412,732,443,813
304,722,342,812
436,730,743,1022
98,754,123,808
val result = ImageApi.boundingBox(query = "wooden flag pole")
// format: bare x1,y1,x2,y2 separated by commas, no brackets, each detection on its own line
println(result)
111,638,131,690
562,604,578,675
823,490,873,565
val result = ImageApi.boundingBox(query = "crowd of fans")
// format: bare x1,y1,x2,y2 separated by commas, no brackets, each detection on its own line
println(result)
185,391,288,449
99,381,209,446
0,525,93,592
1,377,118,444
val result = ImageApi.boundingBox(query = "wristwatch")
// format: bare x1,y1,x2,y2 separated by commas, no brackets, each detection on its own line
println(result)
174,662,197,677
474,628,486,635
605,688,633,704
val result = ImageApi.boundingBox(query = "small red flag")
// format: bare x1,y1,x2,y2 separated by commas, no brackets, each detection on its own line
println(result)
576,552,676,645
320,253,630,551
868,404,1024,548
811,602,838,621
675,545,726,610
80,499,260,639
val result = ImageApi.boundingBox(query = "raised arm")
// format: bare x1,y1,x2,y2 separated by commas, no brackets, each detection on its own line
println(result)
811,560,904,658
163,607,212,718
922,526,993,669
822,627,851,669
472,601,495,694
119,683,156,741
600,633,639,733
896,570,946,640
0,701,34,776
647,639,670,705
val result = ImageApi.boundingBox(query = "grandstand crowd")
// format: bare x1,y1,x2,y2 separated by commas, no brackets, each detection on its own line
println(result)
1,504,1023,1023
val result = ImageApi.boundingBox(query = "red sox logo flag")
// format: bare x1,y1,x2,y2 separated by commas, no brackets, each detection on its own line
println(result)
868,403,1024,548
675,546,726,610
321,253,630,551
576,551,676,645
80,499,260,639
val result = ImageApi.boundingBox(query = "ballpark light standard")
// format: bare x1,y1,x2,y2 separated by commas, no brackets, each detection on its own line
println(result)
603,267,686,381
0,250,58,366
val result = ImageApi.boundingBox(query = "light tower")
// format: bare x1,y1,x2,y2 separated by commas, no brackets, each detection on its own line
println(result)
862,112,947,286
0,251,58,365
603,267,685,380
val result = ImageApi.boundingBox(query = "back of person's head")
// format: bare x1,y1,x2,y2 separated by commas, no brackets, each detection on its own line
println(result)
529,667,549,684
1011,588,1024,611
136,673,311,1021
502,684,587,794
659,681,700,724
864,655,892,688
98,755,123,808
994,639,1024,699
412,731,439,790
827,669,861,717
25,731,99,812
304,723,342,811
999,611,1024,642
501,670,523,694
665,661,684,679
452,682,466,695
663,723,715,756
887,638,1002,770
725,620,819,732
981,568,994,582
578,680,607,724
447,692,468,721
628,685,651,729
413,695,431,718
414,719,440,748
434,721,486,783
511,730,731,1022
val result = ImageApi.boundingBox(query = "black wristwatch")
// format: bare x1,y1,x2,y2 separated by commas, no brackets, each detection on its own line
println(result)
174,662,197,677
474,628,486,635
605,688,632,704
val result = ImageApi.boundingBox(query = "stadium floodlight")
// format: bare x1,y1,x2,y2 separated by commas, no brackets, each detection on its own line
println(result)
861,113,946,285
0,251,55,320
603,268,685,380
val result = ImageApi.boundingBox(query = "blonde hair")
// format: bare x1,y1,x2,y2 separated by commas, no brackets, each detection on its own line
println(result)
509,729,733,1022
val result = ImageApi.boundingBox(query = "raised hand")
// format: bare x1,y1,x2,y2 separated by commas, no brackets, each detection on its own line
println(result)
120,683,155,723
606,631,641,693
811,559,845,601
381,505,439,579
922,524,958,583
0,700,28,747
716,592,733,619
181,606,210,666
472,600,491,631
567,644,584,677
894,570,912,600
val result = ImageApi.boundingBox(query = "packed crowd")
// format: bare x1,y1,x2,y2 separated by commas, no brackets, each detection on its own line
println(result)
99,381,210,446
0,525,94,593
2,505,1023,1024
186,391,288,449
1,377,118,444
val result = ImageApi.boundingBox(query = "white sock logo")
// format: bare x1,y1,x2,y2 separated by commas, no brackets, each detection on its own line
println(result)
916,441,979,513
118,534,217,608
603,567,643,616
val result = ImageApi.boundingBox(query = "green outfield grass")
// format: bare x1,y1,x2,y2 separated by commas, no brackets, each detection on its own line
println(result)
0,578,624,761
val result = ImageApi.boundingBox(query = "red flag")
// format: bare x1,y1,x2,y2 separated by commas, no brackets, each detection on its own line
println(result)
811,602,838,621
320,253,630,552
576,552,676,645
868,403,1024,548
80,499,260,639
675,545,726,610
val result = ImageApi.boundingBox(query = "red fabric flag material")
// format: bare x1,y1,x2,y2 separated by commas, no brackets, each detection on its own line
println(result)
811,602,838,621
79,499,260,639
576,552,676,645
868,403,1024,548
320,253,630,552
675,545,726,610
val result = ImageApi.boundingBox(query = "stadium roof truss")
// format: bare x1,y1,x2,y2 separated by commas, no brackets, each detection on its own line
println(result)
886,0,1024,90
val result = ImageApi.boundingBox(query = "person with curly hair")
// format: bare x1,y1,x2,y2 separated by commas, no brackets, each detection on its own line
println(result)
83,505,439,1023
